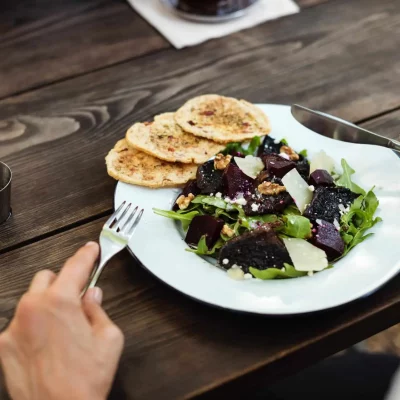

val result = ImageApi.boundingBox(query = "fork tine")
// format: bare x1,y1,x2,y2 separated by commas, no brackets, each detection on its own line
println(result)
105,201,126,228
114,203,132,231
121,206,138,232
127,208,144,235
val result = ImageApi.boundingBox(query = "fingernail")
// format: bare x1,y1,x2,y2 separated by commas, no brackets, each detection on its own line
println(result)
91,287,103,305
85,241,97,248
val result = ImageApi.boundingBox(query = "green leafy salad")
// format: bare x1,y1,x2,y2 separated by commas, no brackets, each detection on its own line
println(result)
154,136,381,280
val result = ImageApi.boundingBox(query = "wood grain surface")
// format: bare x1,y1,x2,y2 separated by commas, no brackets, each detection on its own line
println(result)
0,0,360,99
0,0,169,99
0,217,399,399
361,110,400,141
0,0,399,253
1,0,400,398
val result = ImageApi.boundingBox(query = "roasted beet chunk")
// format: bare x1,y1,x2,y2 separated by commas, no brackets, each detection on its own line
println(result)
257,136,283,156
262,154,296,179
312,220,345,261
185,215,224,249
304,187,358,223
218,226,292,273
295,155,310,178
309,169,334,187
196,160,223,194
244,192,292,216
222,163,254,198
173,180,200,211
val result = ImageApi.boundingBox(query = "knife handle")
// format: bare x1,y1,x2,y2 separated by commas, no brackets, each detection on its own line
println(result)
389,138,400,154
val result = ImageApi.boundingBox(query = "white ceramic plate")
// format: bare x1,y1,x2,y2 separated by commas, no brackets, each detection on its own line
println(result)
115,104,400,315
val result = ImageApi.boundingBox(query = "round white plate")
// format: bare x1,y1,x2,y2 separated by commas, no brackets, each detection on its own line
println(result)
115,104,400,315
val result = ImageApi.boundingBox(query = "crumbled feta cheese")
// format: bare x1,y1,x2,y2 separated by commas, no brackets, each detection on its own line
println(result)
231,264,242,270
222,258,229,265
279,152,290,160
215,192,222,198
274,138,281,144
338,204,346,212
333,219,340,230
234,197,247,206
308,185,315,192
209,193,214,197
251,203,259,212
244,273,253,280
316,219,322,225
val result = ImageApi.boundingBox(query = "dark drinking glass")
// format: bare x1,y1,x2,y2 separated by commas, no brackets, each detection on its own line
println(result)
175,0,259,19
0,162,12,224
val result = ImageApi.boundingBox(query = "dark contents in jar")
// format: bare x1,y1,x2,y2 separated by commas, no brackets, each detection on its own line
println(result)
177,0,258,16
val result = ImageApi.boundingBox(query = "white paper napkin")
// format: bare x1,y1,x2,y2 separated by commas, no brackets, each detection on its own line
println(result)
127,0,300,49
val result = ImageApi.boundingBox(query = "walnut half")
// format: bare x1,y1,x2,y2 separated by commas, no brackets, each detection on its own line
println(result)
258,181,286,195
221,224,235,238
214,153,232,170
280,145,299,161
176,193,195,210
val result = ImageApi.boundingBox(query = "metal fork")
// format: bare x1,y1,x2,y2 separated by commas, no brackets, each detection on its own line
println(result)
81,201,144,297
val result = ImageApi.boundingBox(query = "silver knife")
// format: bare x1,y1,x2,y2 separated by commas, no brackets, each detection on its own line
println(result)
291,104,400,155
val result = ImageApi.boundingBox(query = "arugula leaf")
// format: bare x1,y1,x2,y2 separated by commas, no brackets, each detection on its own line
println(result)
280,215,312,239
222,136,261,156
299,149,308,158
191,195,228,210
249,264,307,279
283,204,301,216
280,138,289,146
186,236,224,256
153,209,199,231
222,142,242,156
246,136,261,156
339,189,382,256
336,159,366,195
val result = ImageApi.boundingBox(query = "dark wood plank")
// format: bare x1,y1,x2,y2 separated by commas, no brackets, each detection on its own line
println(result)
0,0,169,98
296,0,333,7
361,109,400,141
0,218,399,399
1,0,400,252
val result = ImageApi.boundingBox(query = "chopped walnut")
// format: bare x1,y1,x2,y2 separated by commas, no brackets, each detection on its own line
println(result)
258,181,286,195
176,193,195,210
221,224,235,238
280,145,299,161
214,153,232,170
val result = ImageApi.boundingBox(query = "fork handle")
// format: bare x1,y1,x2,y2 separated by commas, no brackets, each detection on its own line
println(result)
80,253,111,298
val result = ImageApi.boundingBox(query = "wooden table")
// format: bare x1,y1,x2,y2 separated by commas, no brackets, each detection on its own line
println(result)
1,0,400,398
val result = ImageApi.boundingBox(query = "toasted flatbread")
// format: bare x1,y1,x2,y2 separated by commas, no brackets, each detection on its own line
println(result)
174,95,271,143
126,113,224,164
106,139,197,188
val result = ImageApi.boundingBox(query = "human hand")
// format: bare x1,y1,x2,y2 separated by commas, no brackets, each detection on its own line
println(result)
0,242,124,400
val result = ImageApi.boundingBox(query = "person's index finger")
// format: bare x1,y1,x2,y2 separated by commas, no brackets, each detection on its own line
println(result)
53,242,99,296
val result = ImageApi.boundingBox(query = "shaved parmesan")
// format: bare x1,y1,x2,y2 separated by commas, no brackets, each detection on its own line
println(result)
281,169,313,214
283,238,328,272
310,150,335,174
234,156,264,179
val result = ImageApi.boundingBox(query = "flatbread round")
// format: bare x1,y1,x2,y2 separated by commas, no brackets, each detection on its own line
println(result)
126,113,224,164
106,139,197,188
174,95,271,143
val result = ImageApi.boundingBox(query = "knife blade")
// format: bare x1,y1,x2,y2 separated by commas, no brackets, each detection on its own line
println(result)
291,104,400,154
